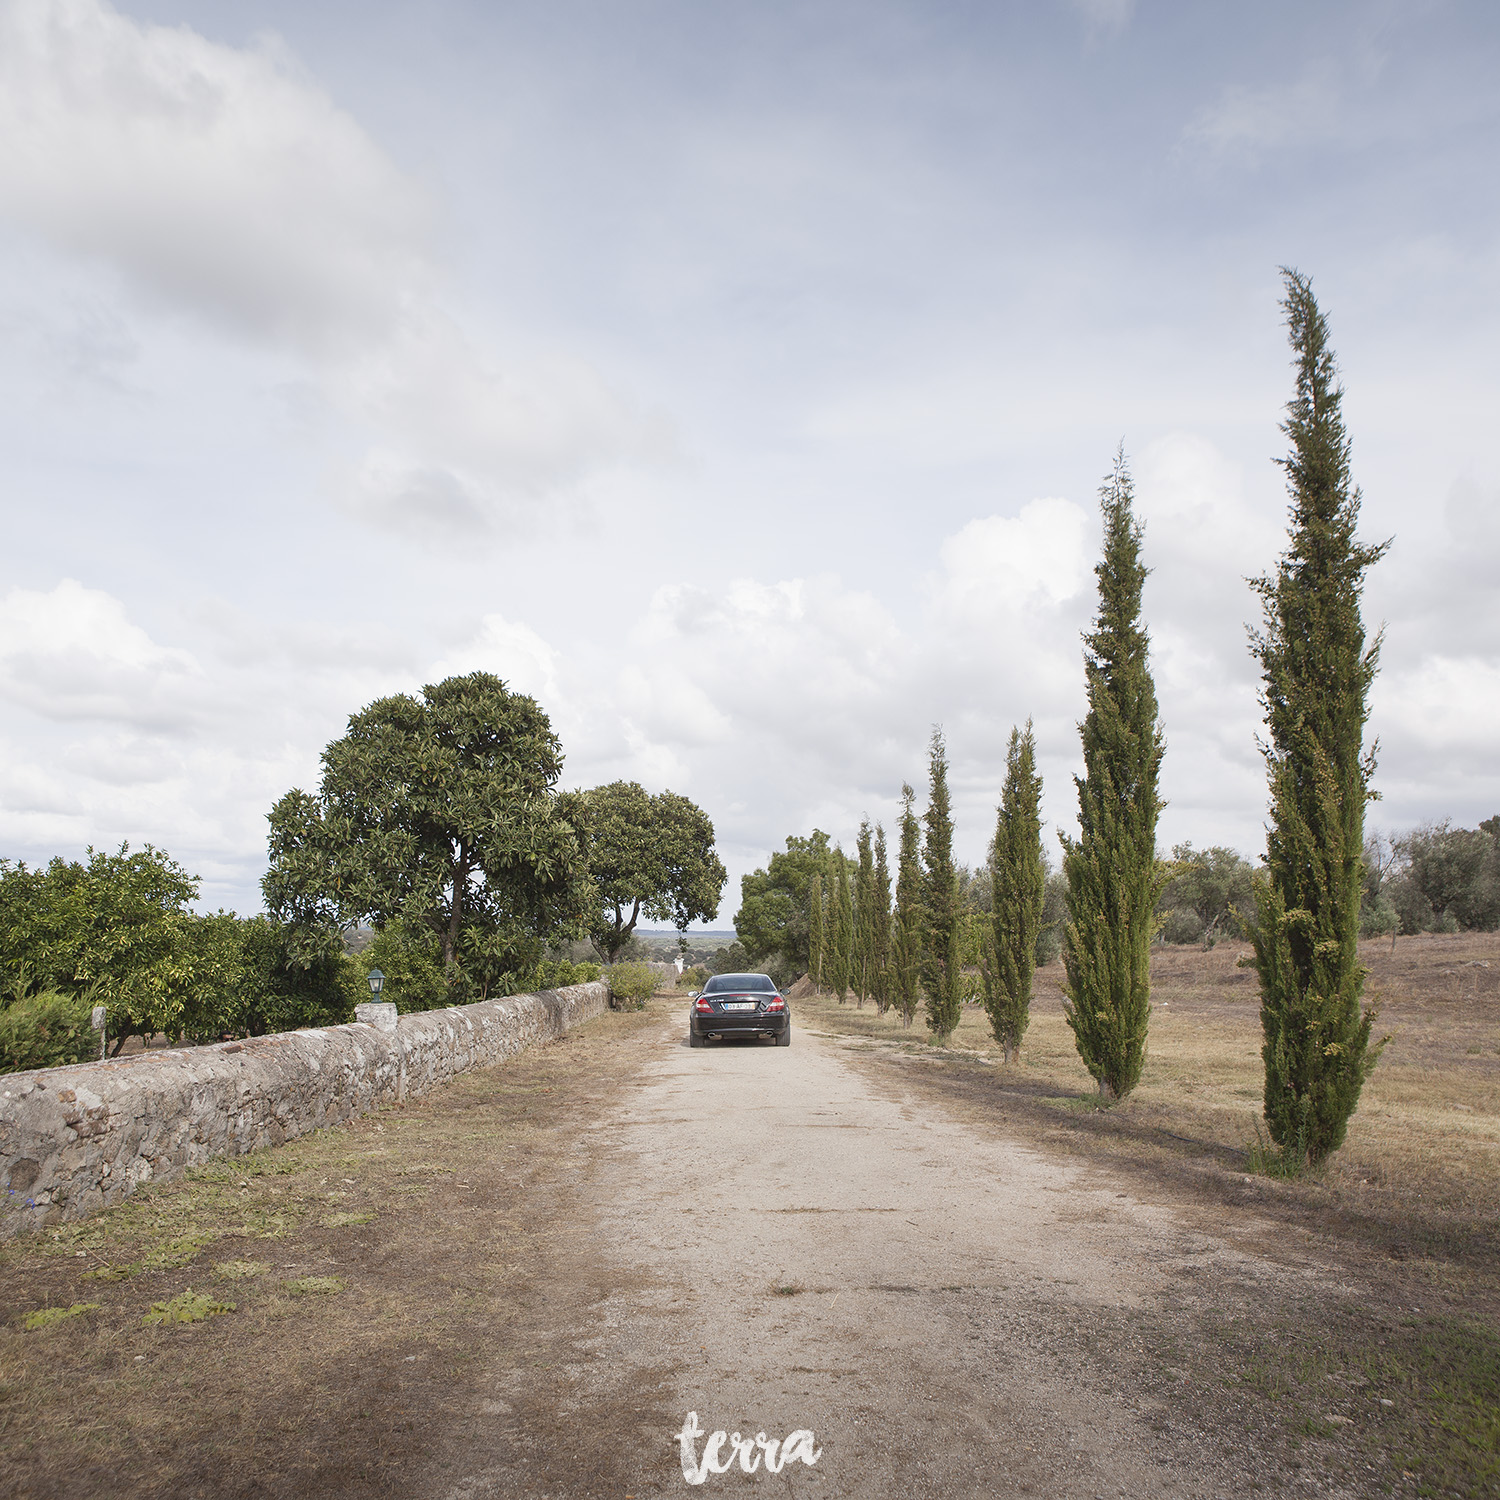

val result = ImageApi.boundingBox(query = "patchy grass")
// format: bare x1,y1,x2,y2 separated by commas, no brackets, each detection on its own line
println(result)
21,1303,99,1332
141,1291,235,1326
0,1002,666,1500
283,1275,344,1297
212,1260,266,1281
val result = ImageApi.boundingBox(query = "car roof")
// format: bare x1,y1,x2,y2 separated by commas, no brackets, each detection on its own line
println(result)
705,972,775,987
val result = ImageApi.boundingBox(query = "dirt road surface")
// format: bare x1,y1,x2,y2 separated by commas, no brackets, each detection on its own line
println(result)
12,992,1454,1500
448,1013,1332,1499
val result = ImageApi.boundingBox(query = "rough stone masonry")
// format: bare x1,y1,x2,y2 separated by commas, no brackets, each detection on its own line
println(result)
0,981,609,1237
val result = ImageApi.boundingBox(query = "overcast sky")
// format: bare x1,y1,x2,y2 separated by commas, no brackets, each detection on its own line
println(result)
1,0,1497,923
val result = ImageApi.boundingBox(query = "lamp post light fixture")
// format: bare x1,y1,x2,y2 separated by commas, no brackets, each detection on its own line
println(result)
367,968,386,1000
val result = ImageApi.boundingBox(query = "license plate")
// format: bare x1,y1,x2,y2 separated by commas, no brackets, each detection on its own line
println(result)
723,1001,755,1011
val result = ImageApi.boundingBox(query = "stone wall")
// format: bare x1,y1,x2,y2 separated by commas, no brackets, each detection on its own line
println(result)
0,981,609,1237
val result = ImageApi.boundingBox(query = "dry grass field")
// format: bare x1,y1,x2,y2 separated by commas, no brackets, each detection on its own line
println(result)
795,931,1500,1260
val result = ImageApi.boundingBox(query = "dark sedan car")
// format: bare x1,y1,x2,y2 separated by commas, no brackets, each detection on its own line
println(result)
689,972,790,1047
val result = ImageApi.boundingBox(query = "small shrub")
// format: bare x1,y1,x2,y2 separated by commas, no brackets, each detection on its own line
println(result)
605,962,657,1010
0,990,98,1075
678,965,709,990
142,1290,235,1325
23,1302,99,1331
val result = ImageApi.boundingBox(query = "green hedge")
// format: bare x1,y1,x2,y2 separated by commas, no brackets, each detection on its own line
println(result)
532,959,601,990
605,962,657,1010
0,991,98,1074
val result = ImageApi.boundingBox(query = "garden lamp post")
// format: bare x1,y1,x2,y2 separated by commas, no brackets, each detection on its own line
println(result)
367,968,385,1000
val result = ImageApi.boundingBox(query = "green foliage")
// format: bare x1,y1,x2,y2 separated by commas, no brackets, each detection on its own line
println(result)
0,844,238,1048
1036,869,1067,967
23,1302,99,1331
605,962,657,1009
870,825,892,1013
984,722,1044,1063
222,917,360,1035
708,940,751,975
677,964,709,990
1158,843,1256,947
533,958,601,990
853,820,875,1005
582,780,726,962
1251,270,1389,1168
265,673,591,1002
360,917,449,1014
808,873,824,990
1061,450,1167,1100
921,728,963,1041
142,1290,235,1325
890,784,923,1028
830,848,853,1002
0,989,98,1074
1358,832,1400,938
1388,821,1500,934
735,831,832,975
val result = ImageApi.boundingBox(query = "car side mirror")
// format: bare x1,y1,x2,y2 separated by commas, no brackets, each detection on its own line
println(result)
688,990,700,999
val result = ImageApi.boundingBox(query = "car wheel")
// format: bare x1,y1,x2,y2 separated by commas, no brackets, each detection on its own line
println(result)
775,1027,790,1047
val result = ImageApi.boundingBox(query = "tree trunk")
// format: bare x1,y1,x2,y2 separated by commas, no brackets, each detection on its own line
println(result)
445,854,469,972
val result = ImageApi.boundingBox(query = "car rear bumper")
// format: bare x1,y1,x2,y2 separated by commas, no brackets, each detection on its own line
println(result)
690,1011,789,1041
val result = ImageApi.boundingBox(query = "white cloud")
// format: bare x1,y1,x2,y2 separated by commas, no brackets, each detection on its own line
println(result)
0,0,660,534
937,498,1092,617
0,578,202,728
1179,69,1344,164
0,0,429,355
428,613,564,708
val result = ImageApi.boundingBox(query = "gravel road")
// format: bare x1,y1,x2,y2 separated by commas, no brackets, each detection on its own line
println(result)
451,1013,1340,1499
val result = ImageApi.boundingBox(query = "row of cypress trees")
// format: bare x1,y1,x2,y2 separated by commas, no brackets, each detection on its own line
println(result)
806,270,1385,1170
1061,270,1386,1171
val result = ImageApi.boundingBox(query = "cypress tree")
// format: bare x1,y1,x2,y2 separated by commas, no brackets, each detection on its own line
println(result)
808,873,824,992
1251,269,1389,1168
1060,450,1167,1099
854,820,875,1006
872,824,893,1014
831,848,854,1004
891,784,923,1029
985,720,1044,1063
922,728,963,1041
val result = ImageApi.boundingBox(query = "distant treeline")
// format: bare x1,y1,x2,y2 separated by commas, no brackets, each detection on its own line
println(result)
734,815,1500,989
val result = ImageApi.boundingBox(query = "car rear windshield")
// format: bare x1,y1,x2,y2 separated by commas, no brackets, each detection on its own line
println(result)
703,973,776,993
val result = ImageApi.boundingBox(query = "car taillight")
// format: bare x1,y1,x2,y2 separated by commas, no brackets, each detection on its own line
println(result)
694,997,713,1014
764,996,785,1012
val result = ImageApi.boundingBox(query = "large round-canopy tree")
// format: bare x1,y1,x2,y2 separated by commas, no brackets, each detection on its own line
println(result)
581,780,726,962
263,672,591,1001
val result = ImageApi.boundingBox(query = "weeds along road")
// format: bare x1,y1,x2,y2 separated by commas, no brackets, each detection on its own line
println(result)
5,995,1448,1500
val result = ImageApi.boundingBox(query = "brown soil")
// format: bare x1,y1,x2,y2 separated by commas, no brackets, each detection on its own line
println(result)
0,938,1494,1499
